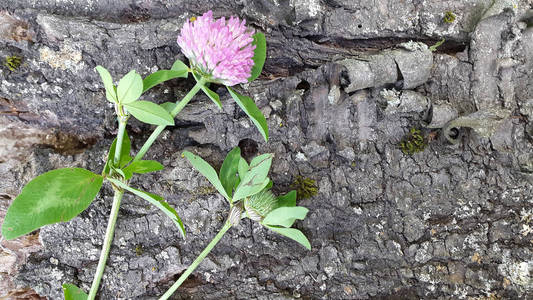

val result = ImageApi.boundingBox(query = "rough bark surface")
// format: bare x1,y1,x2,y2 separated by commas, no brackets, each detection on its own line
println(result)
1,1,533,299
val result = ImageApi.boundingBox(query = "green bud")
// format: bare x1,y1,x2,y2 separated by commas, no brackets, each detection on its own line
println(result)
244,190,277,222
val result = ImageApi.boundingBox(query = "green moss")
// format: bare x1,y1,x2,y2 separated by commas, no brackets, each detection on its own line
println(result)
134,244,143,256
191,185,217,196
290,176,318,200
443,11,456,24
188,185,218,202
399,128,427,155
4,55,22,71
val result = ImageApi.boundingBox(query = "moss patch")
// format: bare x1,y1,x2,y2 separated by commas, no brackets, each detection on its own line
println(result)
192,185,217,196
291,176,318,200
4,55,22,71
443,11,456,24
134,244,143,256
188,185,218,202
399,128,427,155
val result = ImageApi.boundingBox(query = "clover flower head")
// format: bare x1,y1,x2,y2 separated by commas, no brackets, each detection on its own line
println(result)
244,190,277,222
177,11,256,86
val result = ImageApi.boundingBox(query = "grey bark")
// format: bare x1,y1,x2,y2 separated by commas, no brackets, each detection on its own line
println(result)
1,1,533,299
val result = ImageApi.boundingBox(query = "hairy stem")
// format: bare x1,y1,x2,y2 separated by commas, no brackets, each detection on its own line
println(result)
88,189,124,299
159,221,232,300
88,114,127,298
114,118,127,165
134,76,207,162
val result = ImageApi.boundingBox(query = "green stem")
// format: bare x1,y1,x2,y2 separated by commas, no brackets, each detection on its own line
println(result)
88,112,128,298
88,189,124,299
134,77,207,162
114,118,127,165
159,221,232,300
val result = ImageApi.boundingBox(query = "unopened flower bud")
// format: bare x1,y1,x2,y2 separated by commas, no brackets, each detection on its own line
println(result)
244,190,277,222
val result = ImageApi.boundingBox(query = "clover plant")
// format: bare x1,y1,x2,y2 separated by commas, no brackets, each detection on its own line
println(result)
160,148,310,299
1,10,311,300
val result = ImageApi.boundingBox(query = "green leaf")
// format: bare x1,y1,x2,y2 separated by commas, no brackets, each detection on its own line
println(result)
171,59,189,73
265,225,311,250
277,190,296,208
103,144,115,175
95,66,117,103
238,157,249,180
237,177,270,202
264,179,273,190
249,32,266,82
193,72,222,109
142,70,188,93
124,101,175,126
234,157,251,190
262,206,308,228
122,170,133,180
219,147,241,201
227,87,268,142
107,178,185,238
63,283,88,300
160,102,177,114
123,160,164,179
124,160,163,174
112,167,126,179
117,70,143,104
250,153,273,172
182,151,230,201
118,131,132,167
2,168,103,240
233,153,273,201
201,85,222,109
